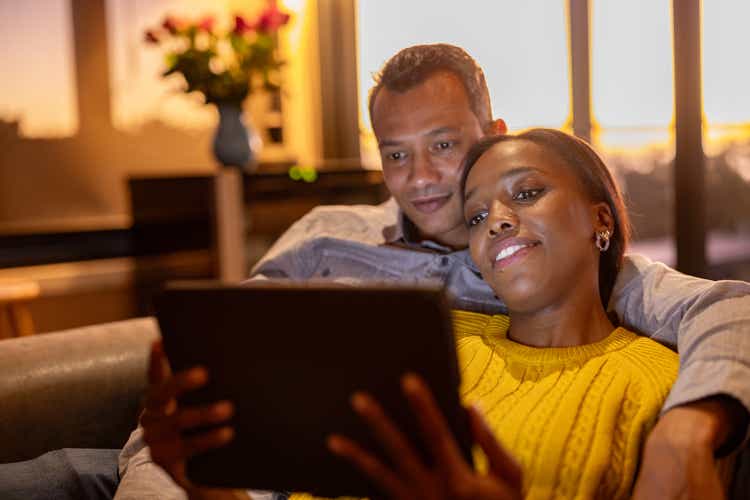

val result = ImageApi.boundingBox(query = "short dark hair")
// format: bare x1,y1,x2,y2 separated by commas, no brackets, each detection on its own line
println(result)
368,44,492,128
460,128,631,308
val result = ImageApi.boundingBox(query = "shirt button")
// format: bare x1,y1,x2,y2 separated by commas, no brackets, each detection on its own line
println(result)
440,256,450,267
321,268,331,277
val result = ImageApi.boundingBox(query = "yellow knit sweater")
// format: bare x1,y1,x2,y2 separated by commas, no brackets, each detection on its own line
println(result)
455,310,678,499
292,310,678,500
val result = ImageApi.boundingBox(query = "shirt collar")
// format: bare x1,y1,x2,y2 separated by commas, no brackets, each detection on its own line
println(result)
381,201,456,254
380,200,482,273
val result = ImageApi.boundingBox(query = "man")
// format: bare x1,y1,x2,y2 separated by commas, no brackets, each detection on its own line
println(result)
116,44,750,499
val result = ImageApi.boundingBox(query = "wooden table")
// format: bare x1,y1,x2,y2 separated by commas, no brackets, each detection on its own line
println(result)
0,279,40,339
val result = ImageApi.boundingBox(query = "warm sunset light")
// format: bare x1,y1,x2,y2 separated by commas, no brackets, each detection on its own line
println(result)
0,0,300,137
0,0,78,137
357,0,570,133
591,0,673,149
1,1,748,153
106,0,289,132
356,0,750,156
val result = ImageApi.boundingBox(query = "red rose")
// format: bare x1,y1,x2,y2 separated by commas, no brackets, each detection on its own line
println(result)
257,1,291,32
233,15,255,34
144,29,160,44
162,16,179,34
197,16,215,32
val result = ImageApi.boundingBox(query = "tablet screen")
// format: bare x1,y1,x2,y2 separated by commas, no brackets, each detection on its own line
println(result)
155,282,472,497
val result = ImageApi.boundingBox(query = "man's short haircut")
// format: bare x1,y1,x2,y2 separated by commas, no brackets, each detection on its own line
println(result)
368,44,493,128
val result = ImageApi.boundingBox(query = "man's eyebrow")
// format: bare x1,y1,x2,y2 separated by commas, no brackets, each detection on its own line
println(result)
463,166,542,201
425,126,460,137
378,139,401,148
378,127,460,148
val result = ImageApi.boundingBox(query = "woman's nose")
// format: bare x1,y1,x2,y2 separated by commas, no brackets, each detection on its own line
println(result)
488,209,517,237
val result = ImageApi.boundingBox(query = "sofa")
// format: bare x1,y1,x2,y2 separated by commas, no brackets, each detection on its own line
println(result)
0,316,748,499
0,317,159,499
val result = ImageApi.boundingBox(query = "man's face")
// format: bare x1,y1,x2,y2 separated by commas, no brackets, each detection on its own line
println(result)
371,71,485,249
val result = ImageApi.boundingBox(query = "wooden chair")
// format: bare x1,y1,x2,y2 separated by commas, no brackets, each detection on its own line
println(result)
0,279,40,339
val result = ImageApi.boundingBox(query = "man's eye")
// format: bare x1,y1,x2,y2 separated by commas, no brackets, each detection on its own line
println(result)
436,141,453,151
388,151,405,161
513,188,543,201
467,211,487,227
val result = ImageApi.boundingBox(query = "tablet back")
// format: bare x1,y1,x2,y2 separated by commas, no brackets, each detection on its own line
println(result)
155,282,471,497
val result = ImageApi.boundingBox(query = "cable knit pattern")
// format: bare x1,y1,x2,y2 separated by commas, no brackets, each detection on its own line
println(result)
454,310,678,500
290,310,677,500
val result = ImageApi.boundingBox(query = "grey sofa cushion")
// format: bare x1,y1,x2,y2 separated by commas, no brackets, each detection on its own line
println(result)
0,448,120,500
0,317,159,463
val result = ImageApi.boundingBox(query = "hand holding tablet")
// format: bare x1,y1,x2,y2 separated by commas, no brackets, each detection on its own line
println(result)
151,282,473,498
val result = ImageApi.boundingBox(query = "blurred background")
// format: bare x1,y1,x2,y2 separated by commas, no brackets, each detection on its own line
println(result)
0,0,748,333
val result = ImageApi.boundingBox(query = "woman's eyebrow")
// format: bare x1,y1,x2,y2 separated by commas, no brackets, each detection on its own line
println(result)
501,165,542,179
464,165,542,201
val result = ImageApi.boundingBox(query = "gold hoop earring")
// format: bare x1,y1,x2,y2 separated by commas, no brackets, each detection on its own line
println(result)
596,230,611,252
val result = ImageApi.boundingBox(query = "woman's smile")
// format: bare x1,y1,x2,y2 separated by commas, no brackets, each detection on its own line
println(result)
489,237,541,270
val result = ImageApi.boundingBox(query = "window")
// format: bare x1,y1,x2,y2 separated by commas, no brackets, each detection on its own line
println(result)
0,0,78,137
703,1,750,272
591,0,673,149
357,0,570,140
703,1,750,130
589,0,676,268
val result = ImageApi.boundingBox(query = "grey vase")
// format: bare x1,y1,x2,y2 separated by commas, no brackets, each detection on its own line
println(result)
212,103,255,169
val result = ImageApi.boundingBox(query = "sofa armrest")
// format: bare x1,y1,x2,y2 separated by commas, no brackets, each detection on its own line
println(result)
0,317,159,463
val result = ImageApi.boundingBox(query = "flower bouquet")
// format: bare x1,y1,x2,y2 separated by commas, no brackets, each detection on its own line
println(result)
144,0,291,104
144,1,291,168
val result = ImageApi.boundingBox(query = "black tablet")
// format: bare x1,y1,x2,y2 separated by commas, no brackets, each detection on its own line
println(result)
154,281,472,498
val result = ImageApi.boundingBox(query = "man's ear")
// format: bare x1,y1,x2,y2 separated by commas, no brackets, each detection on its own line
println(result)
485,118,507,136
592,202,615,236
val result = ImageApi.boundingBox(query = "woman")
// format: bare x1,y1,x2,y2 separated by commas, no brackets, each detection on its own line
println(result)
142,129,678,500
323,129,678,499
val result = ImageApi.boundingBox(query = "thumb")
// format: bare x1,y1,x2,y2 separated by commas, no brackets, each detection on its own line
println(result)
148,339,171,385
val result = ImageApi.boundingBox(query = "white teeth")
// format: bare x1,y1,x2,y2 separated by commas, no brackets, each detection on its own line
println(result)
495,244,532,262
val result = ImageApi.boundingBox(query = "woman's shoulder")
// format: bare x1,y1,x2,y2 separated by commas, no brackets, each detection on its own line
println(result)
611,328,679,399
617,328,679,366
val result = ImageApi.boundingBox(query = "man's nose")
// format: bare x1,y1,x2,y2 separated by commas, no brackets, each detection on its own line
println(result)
408,151,441,187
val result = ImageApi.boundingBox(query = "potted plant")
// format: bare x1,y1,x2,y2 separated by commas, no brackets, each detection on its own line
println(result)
145,1,291,169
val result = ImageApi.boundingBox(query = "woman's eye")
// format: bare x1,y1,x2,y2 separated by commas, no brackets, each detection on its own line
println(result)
388,151,405,161
513,188,543,201
467,211,487,227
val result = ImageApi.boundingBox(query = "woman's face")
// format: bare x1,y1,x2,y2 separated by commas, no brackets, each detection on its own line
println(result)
463,140,603,313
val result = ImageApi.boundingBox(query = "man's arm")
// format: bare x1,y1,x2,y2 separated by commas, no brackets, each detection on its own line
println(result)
632,395,748,500
611,253,750,424
250,200,399,280
611,254,750,498
249,211,317,279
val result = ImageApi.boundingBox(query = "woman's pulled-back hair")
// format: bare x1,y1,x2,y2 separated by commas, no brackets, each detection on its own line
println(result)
460,128,631,308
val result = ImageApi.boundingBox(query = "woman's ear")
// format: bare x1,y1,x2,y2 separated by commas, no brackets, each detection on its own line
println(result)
592,202,615,236
485,118,507,136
